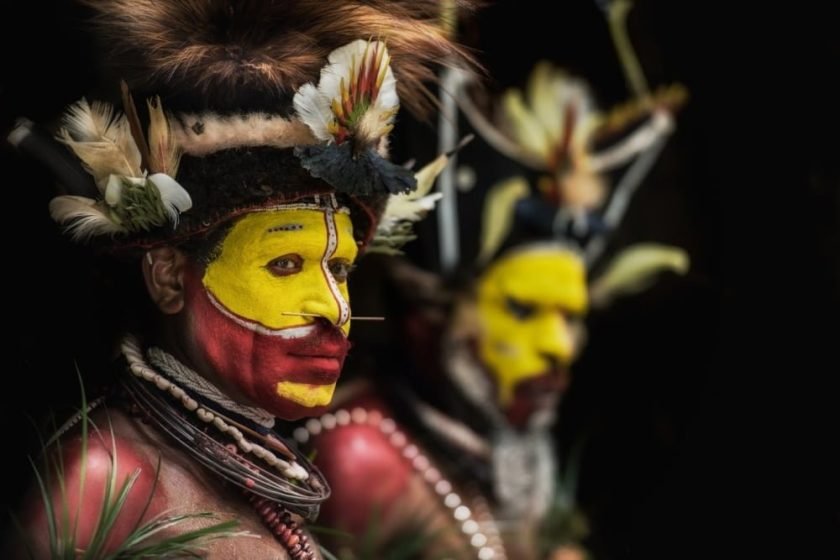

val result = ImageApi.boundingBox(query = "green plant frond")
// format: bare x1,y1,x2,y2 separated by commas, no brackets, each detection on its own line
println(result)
128,455,162,537
27,455,59,558
108,515,245,559
14,373,245,559
85,468,143,557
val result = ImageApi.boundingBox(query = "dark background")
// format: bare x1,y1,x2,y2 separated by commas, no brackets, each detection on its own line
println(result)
1,1,837,558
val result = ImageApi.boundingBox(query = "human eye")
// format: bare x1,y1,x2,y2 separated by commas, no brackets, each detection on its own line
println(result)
505,296,536,320
265,254,303,277
327,259,355,283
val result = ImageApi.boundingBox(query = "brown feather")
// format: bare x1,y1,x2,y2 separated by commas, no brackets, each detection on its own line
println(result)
120,81,151,171
81,0,479,117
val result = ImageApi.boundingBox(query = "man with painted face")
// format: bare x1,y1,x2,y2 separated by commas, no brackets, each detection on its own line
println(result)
4,1,467,557
301,58,688,559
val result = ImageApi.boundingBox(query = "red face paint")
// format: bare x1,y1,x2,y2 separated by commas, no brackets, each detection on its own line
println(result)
182,265,351,420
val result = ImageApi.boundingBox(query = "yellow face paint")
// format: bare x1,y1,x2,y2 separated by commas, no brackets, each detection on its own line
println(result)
203,208,358,335
476,246,588,406
276,382,336,408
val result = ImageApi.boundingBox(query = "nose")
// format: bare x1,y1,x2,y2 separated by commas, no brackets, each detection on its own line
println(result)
534,312,574,366
299,267,351,328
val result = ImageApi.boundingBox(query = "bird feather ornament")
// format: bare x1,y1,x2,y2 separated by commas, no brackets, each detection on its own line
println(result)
53,96,191,240
294,39,416,195
501,64,601,172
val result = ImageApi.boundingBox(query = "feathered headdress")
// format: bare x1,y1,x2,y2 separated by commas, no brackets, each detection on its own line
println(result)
9,0,476,252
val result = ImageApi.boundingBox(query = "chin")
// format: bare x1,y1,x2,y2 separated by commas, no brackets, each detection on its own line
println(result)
256,381,339,421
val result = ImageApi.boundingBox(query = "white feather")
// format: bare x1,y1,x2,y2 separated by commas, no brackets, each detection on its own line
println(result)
380,192,443,229
295,40,398,144
62,98,110,141
149,173,192,226
59,98,142,187
293,83,333,142
49,195,125,241
317,39,370,106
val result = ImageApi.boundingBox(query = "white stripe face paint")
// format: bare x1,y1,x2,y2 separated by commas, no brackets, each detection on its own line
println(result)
206,291,317,339
321,205,351,327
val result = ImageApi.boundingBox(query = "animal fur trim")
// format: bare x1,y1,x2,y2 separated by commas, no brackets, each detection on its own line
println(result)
81,0,477,117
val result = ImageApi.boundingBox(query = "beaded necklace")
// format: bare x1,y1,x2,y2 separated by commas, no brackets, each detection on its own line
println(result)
121,335,327,559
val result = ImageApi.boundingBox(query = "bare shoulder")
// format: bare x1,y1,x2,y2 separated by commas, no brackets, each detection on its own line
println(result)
13,407,162,558
306,395,415,535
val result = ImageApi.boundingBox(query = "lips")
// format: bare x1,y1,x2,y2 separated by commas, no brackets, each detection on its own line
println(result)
285,355,344,384
284,326,350,383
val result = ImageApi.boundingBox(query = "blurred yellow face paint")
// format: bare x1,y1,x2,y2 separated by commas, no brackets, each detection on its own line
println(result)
202,208,358,335
476,246,588,406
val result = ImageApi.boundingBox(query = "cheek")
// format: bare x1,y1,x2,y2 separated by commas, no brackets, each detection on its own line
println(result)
183,268,260,397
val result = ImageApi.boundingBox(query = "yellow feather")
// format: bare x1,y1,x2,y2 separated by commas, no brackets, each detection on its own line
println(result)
527,62,564,148
589,243,690,308
477,176,530,265
501,91,551,165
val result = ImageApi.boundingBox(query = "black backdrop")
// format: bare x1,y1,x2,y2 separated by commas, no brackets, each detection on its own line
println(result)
1,1,837,558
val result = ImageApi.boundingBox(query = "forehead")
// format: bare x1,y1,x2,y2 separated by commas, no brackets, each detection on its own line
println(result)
479,247,588,313
223,207,356,245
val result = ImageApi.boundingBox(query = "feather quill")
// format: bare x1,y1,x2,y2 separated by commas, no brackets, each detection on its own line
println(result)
49,195,125,241
476,177,530,265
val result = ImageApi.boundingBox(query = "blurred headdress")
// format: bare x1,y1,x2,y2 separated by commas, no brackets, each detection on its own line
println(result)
444,1,690,304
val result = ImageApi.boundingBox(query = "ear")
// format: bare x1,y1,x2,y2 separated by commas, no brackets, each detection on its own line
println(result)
141,247,189,315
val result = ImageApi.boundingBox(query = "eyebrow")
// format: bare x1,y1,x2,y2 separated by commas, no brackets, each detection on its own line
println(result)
266,224,304,233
